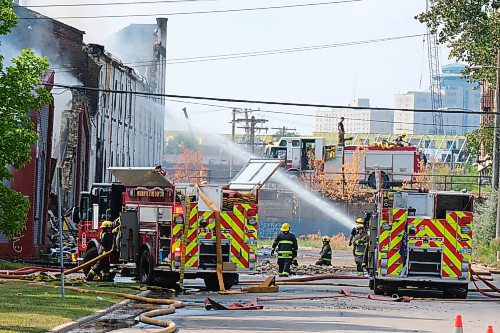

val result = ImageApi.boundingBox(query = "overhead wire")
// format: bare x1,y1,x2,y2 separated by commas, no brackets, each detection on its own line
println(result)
24,0,223,8
18,0,362,20
49,82,496,116
46,33,424,69
165,97,488,129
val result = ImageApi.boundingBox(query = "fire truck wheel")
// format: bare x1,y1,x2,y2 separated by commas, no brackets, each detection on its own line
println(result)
373,278,386,295
443,284,468,299
368,171,390,189
138,250,154,284
82,247,98,276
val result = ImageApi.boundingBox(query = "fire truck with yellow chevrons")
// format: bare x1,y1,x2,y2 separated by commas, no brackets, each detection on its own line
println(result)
368,189,474,298
76,159,281,289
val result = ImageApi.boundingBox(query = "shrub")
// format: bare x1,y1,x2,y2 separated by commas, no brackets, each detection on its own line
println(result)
474,190,497,245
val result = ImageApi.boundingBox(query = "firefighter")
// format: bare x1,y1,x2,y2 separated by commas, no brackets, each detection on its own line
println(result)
338,116,345,146
315,236,332,266
348,218,364,247
352,224,369,276
86,221,115,282
394,132,407,147
155,164,167,176
271,223,298,277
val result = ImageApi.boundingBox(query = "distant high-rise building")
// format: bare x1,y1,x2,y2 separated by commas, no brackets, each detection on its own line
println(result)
316,98,393,134
394,63,480,135
439,63,481,134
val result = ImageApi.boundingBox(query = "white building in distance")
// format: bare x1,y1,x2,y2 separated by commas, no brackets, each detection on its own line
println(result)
315,98,393,134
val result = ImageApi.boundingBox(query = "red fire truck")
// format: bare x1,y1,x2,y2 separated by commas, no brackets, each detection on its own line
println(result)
76,159,281,289
368,189,474,298
265,136,423,188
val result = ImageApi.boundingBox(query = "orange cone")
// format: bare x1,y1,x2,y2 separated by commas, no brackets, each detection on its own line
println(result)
486,326,493,333
453,315,464,333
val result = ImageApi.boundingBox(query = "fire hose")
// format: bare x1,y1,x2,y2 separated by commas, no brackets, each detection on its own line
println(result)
0,278,184,332
255,288,411,302
470,269,500,299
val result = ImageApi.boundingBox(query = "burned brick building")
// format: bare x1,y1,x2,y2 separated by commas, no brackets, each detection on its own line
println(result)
1,5,167,257
0,72,55,259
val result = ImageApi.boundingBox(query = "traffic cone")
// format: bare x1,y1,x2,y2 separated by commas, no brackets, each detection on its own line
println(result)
486,325,493,333
453,315,464,333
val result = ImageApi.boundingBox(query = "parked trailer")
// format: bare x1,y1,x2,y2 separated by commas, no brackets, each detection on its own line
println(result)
76,159,282,289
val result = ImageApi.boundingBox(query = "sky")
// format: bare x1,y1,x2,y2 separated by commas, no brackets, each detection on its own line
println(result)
20,0,452,135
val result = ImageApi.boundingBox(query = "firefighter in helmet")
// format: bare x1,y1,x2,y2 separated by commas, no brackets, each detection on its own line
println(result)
394,132,407,147
271,222,298,277
348,218,364,246
352,223,369,276
86,221,115,282
315,236,332,266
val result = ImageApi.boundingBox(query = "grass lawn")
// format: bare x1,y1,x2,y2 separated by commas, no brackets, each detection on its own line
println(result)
0,261,30,271
0,282,142,333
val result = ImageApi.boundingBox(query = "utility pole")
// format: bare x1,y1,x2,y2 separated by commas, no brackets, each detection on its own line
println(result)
494,49,500,261
271,126,296,138
232,109,268,153
230,109,236,178
242,116,268,153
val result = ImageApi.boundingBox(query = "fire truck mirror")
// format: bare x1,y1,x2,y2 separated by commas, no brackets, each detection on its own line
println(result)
92,203,99,230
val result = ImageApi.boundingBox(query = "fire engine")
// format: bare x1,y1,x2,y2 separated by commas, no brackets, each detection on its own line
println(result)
76,159,281,289
367,189,474,298
264,137,422,188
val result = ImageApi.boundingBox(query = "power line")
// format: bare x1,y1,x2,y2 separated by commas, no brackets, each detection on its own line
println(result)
162,97,490,129
49,82,496,115
163,97,492,130
167,34,424,64
18,0,361,20
24,0,220,8
47,34,424,69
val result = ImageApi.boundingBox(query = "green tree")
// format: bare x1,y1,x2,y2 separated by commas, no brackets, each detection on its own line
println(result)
465,124,494,160
271,130,297,142
416,1,499,84
0,1,50,239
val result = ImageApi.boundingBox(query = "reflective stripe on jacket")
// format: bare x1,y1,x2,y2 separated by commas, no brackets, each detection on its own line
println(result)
352,232,368,257
272,231,298,259
320,244,332,260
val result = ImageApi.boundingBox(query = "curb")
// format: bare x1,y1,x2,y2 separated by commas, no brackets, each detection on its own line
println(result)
49,290,151,333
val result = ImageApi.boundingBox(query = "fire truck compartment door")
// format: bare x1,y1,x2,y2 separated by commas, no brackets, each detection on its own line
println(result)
108,167,173,187
228,159,282,191
120,211,139,262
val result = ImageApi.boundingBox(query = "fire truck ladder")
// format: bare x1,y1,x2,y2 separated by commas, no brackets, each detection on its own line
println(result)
426,0,444,135
179,195,191,290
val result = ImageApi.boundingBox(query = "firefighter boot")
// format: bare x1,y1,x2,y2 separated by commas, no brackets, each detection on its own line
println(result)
86,269,96,282
102,271,116,282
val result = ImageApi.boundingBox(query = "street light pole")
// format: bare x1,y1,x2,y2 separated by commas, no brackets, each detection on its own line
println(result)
493,54,500,190
495,50,500,256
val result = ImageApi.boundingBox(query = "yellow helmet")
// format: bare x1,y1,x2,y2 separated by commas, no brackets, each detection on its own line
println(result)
322,236,330,242
281,223,290,232
101,221,113,228
401,132,407,137
356,218,364,224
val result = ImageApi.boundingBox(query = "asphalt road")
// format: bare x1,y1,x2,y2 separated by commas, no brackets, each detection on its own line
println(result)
107,249,500,333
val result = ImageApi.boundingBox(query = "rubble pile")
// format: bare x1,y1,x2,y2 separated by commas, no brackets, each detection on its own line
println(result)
257,262,353,276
